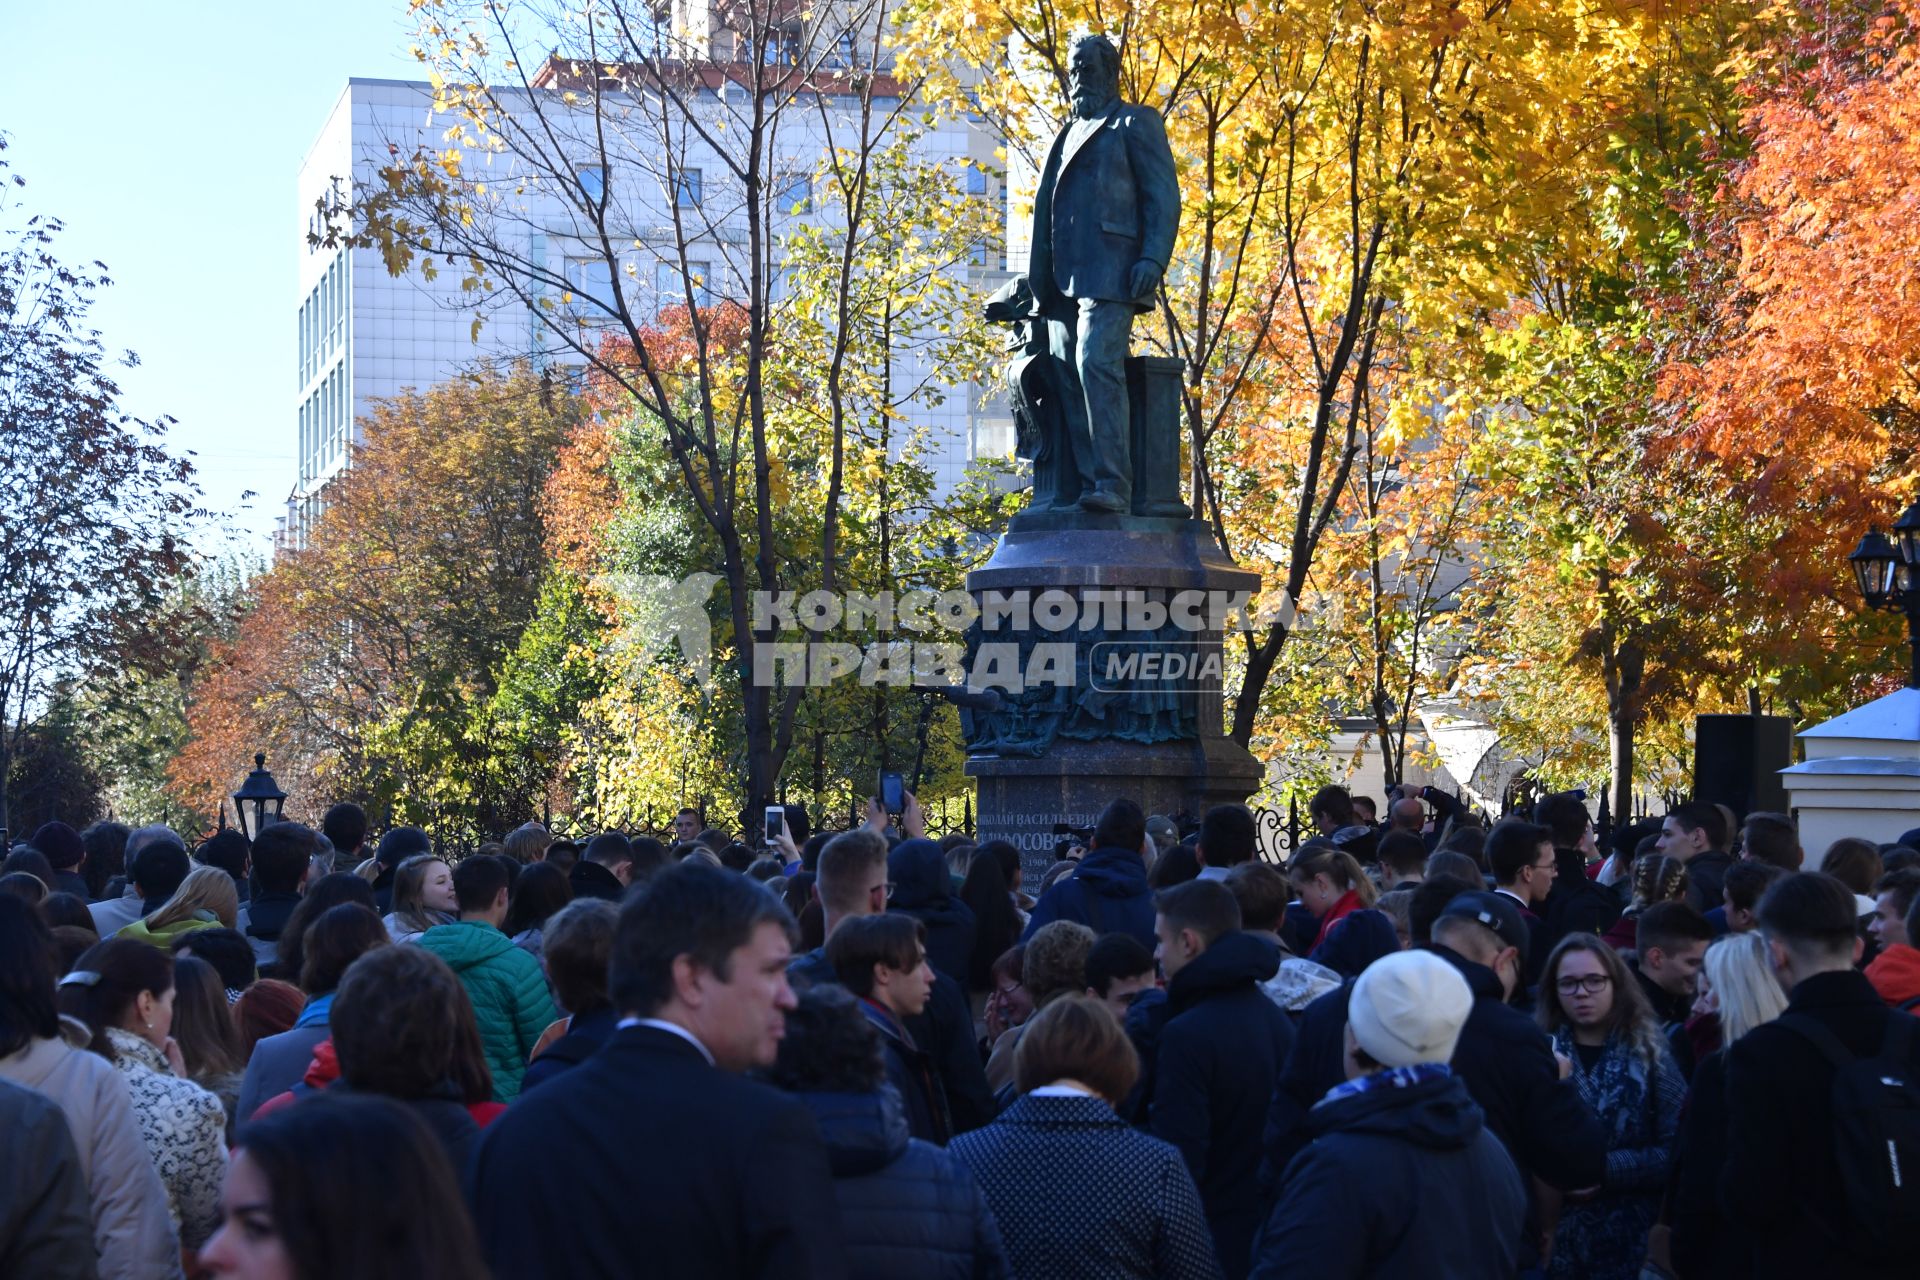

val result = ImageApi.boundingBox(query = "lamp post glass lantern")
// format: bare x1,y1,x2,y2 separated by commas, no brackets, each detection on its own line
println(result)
233,753,288,841
1850,518,1920,688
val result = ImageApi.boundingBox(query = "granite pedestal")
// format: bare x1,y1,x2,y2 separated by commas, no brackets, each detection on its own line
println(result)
963,516,1265,881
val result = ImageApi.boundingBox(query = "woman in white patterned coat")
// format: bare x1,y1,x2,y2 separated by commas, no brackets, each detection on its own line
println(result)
60,937,230,1252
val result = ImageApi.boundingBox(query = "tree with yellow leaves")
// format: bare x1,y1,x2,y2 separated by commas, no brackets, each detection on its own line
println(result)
898,0,1678,768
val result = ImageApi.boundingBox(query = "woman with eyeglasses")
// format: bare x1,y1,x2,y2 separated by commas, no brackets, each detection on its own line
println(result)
1535,933,1686,1280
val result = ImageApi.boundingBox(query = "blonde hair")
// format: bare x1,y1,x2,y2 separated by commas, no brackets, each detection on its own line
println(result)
1289,847,1379,908
1703,931,1788,1044
145,865,239,931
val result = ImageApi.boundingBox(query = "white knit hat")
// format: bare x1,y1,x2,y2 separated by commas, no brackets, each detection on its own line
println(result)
1347,950,1474,1069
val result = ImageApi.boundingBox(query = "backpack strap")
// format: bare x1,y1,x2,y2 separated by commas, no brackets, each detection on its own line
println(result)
1899,994,1920,1014
1774,1012,1859,1072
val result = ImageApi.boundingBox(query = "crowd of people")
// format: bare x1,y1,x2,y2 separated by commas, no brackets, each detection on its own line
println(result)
2,785,1919,1279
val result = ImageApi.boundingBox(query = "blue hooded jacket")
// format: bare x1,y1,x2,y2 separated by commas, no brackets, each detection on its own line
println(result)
1020,845,1155,948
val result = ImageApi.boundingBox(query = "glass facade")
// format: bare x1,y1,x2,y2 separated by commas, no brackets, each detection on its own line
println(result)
297,253,351,489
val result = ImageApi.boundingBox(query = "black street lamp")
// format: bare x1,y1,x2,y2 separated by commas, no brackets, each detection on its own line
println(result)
1849,500,1920,687
233,753,288,842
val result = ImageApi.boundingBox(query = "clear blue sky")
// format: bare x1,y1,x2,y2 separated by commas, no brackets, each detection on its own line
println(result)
0,2,425,554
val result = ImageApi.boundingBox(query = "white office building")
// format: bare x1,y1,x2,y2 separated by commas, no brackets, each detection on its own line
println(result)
284,56,1014,548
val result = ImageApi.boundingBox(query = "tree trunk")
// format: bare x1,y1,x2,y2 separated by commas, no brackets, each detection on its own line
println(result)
1603,635,1645,830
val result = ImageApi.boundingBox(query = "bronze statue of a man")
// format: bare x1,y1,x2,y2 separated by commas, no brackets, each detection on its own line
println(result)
1021,32,1180,515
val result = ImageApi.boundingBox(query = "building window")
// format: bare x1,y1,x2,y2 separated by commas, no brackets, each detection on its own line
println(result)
966,165,988,196
578,166,606,204
566,257,617,312
655,260,711,309
762,24,800,64
976,419,1016,459
674,168,703,208
776,174,811,214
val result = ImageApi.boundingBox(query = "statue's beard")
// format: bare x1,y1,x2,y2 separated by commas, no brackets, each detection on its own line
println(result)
1070,80,1115,118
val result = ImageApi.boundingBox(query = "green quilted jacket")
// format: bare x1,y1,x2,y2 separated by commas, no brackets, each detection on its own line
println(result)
417,920,556,1102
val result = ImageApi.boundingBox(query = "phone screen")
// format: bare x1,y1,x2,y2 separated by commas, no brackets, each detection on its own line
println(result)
880,772,905,815
765,807,784,841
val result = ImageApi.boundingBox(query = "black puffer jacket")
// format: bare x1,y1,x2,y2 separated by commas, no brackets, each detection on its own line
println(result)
1252,1071,1526,1279
796,1089,1011,1280
889,839,977,985
1151,931,1294,1280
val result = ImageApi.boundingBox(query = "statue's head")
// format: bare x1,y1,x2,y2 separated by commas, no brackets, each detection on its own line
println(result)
1067,32,1121,119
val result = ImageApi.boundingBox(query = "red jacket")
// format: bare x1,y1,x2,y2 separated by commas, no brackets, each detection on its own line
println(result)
1865,944,1920,1012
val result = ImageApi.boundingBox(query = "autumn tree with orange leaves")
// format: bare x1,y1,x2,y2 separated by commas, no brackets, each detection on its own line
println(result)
1660,0,1920,692
169,363,581,830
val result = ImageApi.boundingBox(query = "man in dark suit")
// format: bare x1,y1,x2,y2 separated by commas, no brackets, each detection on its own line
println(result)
1024,31,1180,515
1721,871,1920,1278
467,861,846,1278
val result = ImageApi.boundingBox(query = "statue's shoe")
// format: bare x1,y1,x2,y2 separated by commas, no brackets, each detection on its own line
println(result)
1133,500,1192,518
1078,491,1128,514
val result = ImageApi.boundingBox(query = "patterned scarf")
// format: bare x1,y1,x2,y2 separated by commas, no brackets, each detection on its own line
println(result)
1317,1060,1452,1108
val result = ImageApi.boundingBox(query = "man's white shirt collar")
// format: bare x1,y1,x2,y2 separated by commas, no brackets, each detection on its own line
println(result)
618,1016,716,1066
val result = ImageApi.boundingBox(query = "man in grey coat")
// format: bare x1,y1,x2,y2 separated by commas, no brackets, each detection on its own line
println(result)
1023,31,1180,515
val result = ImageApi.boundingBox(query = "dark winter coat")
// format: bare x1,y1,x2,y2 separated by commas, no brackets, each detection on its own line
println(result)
521,1006,618,1094
789,945,998,1136
1667,1047,1743,1279
890,839,977,986
1306,908,1399,979
1682,851,1732,917
1538,847,1624,962
1720,968,1920,1278
1279,901,1320,959
1021,845,1155,948
331,1081,479,1172
1252,1072,1526,1280
1262,946,1606,1266
1631,961,1693,1033
467,1024,847,1279
49,868,90,901
568,858,626,902
235,890,300,968
796,1088,1010,1280
949,1092,1222,1280
859,999,950,1145
1151,931,1295,1280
